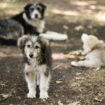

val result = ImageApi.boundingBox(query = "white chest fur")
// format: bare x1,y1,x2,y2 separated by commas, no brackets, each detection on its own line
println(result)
24,63,47,85
23,13,45,33
24,62,47,73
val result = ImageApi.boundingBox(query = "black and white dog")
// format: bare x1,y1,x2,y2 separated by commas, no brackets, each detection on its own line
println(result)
0,3,46,45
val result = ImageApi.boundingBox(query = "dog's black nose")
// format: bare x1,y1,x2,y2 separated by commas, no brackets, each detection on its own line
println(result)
35,14,38,18
29,54,33,58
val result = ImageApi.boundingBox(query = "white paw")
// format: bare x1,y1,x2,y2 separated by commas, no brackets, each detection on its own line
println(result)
71,61,78,66
27,92,36,98
40,91,49,99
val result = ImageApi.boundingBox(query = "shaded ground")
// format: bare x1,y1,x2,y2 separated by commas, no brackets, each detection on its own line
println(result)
0,0,105,105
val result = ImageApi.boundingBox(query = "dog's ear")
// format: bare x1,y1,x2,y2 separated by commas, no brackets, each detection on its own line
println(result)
40,37,52,67
38,3,46,10
87,36,99,50
40,37,49,47
17,35,29,49
24,3,32,11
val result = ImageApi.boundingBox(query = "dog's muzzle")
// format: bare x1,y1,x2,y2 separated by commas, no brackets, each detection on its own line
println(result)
29,54,34,58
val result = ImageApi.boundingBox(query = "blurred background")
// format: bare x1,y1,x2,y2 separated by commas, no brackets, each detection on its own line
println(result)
0,0,105,41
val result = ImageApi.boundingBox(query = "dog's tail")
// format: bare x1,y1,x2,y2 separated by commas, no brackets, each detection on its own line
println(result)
0,37,17,45
40,31,68,41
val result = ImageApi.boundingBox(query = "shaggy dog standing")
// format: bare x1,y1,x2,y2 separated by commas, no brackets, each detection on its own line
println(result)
18,35,52,99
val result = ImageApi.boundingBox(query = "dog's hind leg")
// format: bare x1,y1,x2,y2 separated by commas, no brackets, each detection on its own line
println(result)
39,72,51,99
71,60,96,68
25,71,36,98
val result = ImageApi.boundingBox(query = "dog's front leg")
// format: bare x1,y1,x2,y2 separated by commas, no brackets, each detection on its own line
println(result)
39,72,51,99
25,71,36,98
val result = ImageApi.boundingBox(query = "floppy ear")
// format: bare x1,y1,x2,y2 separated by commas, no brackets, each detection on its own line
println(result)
40,37,52,67
87,36,99,50
40,37,49,47
24,3,32,11
38,3,46,10
39,37,50,55
17,35,29,49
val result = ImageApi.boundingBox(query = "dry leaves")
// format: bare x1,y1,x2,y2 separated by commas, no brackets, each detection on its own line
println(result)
56,80,63,84
0,81,7,87
58,100,63,105
94,97,103,102
74,25,84,31
68,101,80,105
0,93,12,102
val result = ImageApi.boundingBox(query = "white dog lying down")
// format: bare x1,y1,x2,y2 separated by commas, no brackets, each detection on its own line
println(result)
71,33,105,68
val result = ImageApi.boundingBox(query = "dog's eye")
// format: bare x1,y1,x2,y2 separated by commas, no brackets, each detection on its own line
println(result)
30,8,34,11
35,45,39,49
37,7,41,11
27,45,31,48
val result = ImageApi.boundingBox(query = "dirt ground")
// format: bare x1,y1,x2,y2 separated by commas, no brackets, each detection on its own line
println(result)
0,0,105,105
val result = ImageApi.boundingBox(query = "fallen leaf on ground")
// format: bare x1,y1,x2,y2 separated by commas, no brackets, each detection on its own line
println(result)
94,97,103,102
58,100,63,105
95,66,102,71
74,25,84,31
0,81,7,87
63,25,69,30
56,80,63,84
0,93,11,102
68,101,80,105
55,94,59,97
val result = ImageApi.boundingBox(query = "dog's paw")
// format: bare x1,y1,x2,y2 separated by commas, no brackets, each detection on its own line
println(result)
71,61,78,66
40,91,48,99
27,92,36,98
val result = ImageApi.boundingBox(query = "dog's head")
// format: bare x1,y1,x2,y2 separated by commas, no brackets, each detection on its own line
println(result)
24,3,46,20
81,33,100,53
18,35,50,62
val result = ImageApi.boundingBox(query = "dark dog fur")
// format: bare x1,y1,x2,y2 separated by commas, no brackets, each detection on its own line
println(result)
0,3,46,45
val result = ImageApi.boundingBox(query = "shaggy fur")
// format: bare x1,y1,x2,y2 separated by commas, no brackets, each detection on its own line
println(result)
71,33,105,68
0,3,46,45
18,35,52,99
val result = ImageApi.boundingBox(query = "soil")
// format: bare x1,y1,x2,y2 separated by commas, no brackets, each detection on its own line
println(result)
0,0,105,105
